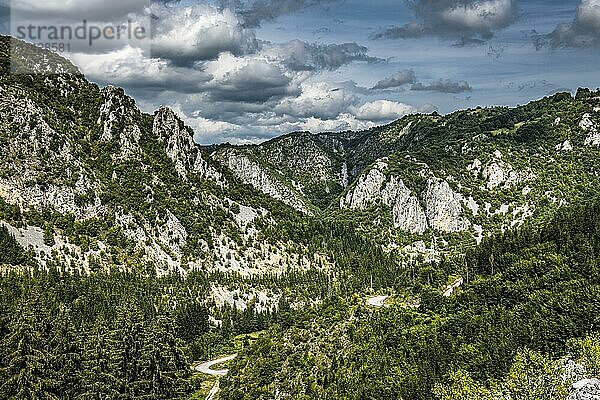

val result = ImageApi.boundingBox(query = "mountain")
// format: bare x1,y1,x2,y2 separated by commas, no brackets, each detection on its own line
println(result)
0,36,326,279
214,89,600,259
4,36,600,275
0,36,599,400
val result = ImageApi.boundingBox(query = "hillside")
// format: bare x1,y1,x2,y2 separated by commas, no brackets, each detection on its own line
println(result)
0,36,599,400
215,91,600,259
0,36,327,279
220,199,600,400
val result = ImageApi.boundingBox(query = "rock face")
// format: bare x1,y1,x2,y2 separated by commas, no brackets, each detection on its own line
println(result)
340,161,428,234
480,152,532,190
153,107,221,181
390,180,428,234
423,178,470,233
218,149,313,215
581,113,600,146
482,162,508,189
341,161,471,235
0,85,102,217
98,86,142,158
341,162,388,209
567,379,600,400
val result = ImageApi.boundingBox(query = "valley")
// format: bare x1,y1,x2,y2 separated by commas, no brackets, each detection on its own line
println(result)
0,36,599,399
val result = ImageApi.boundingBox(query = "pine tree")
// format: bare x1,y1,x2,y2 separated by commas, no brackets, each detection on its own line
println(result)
174,301,209,342
110,300,146,399
0,297,56,399
77,319,120,400
47,304,83,398
138,314,191,399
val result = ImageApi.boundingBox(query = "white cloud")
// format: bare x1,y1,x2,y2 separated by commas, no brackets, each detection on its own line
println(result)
350,100,418,121
150,4,257,66
69,46,209,90
577,0,600,31
275,81,359,119
440,0,514,32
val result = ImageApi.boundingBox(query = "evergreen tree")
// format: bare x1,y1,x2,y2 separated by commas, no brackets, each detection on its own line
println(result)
47,304,83,399
0,297,56,399
139,315,190,399
77,319,120,400
110,301,146,399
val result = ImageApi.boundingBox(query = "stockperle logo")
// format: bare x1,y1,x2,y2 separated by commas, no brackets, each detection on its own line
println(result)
8,0,152,74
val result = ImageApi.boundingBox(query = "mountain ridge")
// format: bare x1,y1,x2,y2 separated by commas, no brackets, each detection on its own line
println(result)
3,36,600,272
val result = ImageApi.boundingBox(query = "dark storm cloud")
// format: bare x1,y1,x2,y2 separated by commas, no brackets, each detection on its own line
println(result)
411,79,472,93
535,0,600,48
372,69,416,89
206,59,297,103
375,0,516,41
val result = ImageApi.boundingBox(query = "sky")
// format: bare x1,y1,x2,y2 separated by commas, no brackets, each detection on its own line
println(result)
1,0,600,144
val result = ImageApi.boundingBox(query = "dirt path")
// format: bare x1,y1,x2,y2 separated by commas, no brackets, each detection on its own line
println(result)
196,354,237,376
443,277,464,297
196,354,238,400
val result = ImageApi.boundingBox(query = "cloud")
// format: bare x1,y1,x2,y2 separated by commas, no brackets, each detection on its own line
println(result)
411,79,472,93
235,0,336,28
535,0,600,48
372,69,416,89
204,53,300,103
36,0,432,144
274,81,364,119
10,0,149,22
350,100,420,121
70,46,211,91
376,0,516,41
146,77,435,144
150,4,258,66
263,39,383,71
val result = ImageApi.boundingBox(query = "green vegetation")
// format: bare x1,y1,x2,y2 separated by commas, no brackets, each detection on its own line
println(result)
0,226,27,265
219,200,600,399
1,36,600,400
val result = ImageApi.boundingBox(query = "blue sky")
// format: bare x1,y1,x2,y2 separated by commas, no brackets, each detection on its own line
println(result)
257,0,593,111
2,0,600,144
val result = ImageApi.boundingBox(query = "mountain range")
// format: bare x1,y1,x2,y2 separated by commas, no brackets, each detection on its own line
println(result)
1,36,599,400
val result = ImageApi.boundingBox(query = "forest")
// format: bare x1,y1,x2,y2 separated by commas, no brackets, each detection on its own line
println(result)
218,200,600,399
1,198,598,399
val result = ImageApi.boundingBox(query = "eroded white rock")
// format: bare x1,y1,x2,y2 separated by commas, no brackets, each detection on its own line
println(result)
567,378,600,400
423,178,470,233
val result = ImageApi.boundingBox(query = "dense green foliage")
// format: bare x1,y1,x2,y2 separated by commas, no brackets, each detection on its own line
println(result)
2,36,600,400
0,269,298,399
0,226,27,265
219,200,600,399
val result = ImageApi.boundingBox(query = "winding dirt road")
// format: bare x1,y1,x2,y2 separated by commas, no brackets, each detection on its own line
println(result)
196,354,237,376
196,354,238,400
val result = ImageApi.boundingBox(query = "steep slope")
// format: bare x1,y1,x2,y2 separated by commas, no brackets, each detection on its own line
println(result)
220,199,600,400
211,131,350,213
216,91,600,257
0,37,324,276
